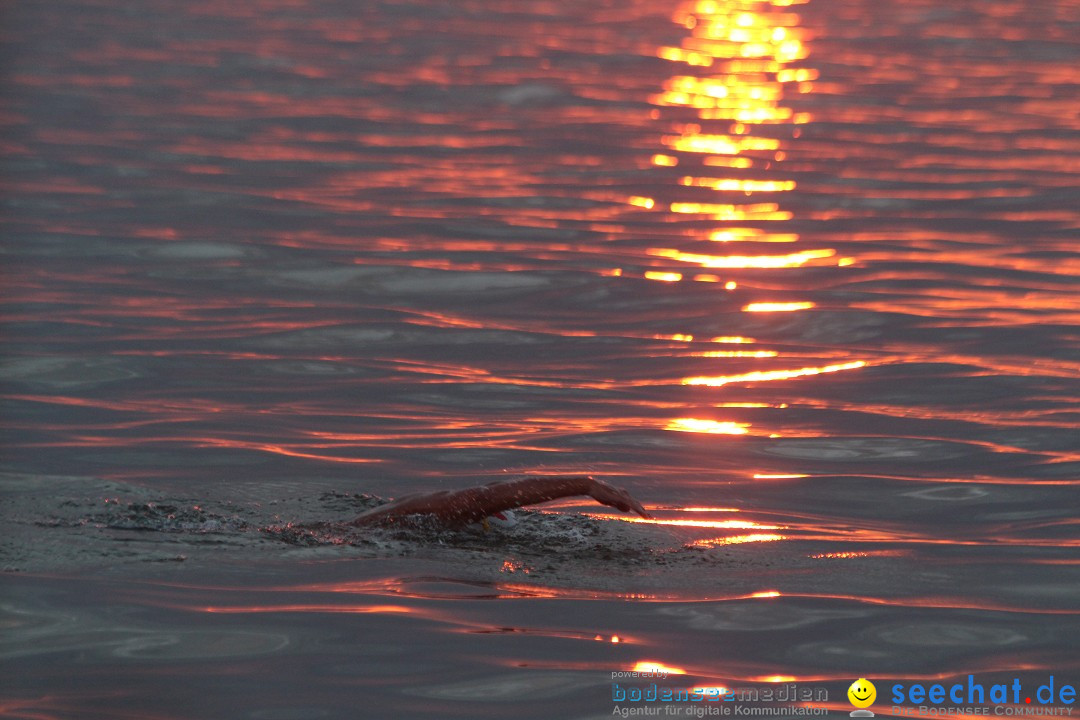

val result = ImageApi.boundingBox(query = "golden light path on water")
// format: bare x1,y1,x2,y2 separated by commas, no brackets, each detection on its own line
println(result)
630,0,866,470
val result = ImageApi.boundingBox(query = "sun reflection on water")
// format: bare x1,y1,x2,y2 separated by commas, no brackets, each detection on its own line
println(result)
644,0,821,272
682,360,867,387
632,660,688,676
641,0,873,452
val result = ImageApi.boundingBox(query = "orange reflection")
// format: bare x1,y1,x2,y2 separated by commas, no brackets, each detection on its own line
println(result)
666,418,751,434
646,0,821,260
742,301,815,312
670,201,791,220
632,661,688,676
679,176,796,192
752,592,1080,616
606,515,783,531
690,533,786,546
663,133,781,154
499,559,531,574
683,360,867,386
200,603,423,615
693,350,778,357
648,247,835,268
710,228,798,242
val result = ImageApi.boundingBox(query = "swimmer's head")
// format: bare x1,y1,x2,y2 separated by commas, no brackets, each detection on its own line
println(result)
487,510,516,528
469,510,517,533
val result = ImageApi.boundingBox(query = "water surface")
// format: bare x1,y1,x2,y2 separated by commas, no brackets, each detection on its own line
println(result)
2,0,1079,717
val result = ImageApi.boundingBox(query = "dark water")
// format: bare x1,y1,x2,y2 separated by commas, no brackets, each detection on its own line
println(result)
2,0,1079,717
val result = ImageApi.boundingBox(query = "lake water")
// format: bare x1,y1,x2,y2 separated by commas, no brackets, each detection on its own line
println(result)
2,0,1078,717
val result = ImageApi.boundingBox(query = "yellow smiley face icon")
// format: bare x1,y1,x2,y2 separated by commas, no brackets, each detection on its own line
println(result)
848,678,876,708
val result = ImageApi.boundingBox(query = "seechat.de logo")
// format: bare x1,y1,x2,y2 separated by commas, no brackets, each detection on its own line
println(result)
849,678,877,717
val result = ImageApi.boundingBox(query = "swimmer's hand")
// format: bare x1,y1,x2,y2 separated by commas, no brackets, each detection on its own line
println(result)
586,478,652,519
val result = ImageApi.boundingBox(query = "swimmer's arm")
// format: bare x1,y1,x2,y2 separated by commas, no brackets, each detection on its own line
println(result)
349,476,651,527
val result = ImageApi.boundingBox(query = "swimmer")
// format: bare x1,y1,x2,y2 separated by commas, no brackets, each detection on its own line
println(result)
350,476,651,528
